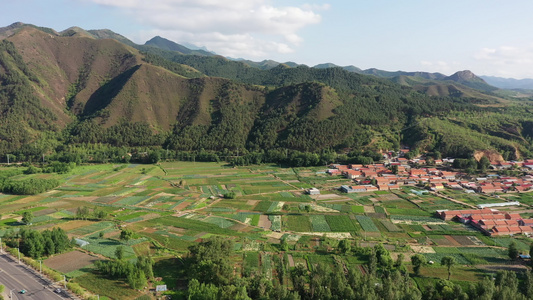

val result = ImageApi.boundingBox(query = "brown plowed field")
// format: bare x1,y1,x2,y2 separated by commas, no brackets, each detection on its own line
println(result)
45,250,98,273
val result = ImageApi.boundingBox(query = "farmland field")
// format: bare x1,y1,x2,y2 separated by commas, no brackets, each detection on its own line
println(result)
355,215,379,232
325,215,358,232
0,161,532,299
45,250,98,273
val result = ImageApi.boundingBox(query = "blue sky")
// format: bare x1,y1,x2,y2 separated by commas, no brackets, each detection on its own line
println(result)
3,0,533,78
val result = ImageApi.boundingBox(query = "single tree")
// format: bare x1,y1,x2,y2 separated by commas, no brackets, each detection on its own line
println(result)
441,256,456,280
21,211,33,224
508,240,519,260
120,228,134,241
338,239,351,254
224,191,236,199
280,238,289,251
395,253,404,268
115,245,124,260
76,206,90,220
411,254,426,276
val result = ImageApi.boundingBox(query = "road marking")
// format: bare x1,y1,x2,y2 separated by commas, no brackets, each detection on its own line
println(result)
0,254,63,299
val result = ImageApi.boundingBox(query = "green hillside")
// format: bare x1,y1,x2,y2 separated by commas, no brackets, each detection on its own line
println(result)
0,23,532,163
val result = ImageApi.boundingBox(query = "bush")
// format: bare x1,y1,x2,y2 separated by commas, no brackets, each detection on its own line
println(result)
224,191,236,199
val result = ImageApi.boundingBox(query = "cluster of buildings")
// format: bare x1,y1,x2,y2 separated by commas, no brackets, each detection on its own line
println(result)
437,208,533,236
331,163,459,193
332,157,533,194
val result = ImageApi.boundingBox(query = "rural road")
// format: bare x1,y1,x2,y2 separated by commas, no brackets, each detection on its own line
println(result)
0,253,67,300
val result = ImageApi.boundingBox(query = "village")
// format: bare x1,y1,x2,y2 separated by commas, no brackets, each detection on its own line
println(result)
323,150,533,238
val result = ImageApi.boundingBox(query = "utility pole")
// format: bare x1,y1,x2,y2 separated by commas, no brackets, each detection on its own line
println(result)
39,260,42,274
0,237,2,253
6,154,9,165
17,247,20,264
63,275,67,289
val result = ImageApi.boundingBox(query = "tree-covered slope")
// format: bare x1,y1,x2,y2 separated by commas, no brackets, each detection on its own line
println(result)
1,23,533,160
0,40,58,153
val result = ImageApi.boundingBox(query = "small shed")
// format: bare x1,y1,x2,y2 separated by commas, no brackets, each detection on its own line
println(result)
156,285,167,293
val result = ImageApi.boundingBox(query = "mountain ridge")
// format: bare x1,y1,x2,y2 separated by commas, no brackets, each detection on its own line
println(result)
0,22,532,161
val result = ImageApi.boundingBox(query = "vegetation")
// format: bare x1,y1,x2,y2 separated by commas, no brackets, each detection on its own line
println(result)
3,227,71,258
2,25,533,165
4,23,533,299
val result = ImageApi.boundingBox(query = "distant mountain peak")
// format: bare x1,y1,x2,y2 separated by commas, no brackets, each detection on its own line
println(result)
8,21,25,28
447,70,478,81
445,70,498,92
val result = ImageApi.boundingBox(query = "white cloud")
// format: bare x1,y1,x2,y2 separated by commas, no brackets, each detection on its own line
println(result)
474,44,533,78
84,0,323,58
419,60,461,75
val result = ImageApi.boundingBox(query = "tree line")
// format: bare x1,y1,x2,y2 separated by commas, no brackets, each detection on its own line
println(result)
3,227,71,259
181,237,533,300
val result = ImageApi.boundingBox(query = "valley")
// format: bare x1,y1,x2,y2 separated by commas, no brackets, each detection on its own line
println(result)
0,161,533,299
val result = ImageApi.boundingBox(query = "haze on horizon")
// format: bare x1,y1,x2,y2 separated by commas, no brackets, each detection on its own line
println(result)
3,0,533,79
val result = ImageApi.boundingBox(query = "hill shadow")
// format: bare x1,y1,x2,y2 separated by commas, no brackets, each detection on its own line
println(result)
82,65,141,118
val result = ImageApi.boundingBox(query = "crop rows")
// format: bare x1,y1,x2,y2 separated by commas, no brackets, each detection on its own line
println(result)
379,220,401,232
310,215,331,232
116,211,148,221
325,215,357,232
254,201,273,212
68,221,115,236
114,196,150,206
351,206,365,213
269,215,281,231
203,216,235,229
355,215,379,232
267,201,284,213
317,203,342,211
82,236,136,259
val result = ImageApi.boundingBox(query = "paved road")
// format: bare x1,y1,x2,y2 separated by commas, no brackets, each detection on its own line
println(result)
0,253,66,300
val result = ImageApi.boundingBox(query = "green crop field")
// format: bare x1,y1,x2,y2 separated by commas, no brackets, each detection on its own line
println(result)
68,222,115,236
285,215,312,232
269,215,281,231
355,215,379,232
309,215,331,232
325,215,358,232
1,161,532,299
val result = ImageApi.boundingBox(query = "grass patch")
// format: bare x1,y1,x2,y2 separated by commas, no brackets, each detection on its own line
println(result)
74,272,141,299
285,215,312,232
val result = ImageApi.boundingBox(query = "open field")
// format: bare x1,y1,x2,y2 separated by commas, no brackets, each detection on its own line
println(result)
0,161,532,299
44,250,98,273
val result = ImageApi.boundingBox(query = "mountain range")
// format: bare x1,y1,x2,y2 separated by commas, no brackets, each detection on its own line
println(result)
1,22,533,162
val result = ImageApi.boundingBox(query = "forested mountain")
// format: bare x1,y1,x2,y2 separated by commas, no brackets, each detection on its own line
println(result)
1,22,533,163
